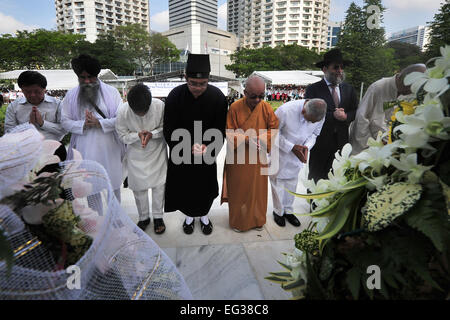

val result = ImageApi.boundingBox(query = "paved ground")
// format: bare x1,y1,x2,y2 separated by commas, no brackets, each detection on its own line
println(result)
120,145,312,300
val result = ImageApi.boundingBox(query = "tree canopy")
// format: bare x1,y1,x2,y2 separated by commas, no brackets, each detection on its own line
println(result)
424,1,450,63
0,24,180,76
336,0,397,93
225,44,320,78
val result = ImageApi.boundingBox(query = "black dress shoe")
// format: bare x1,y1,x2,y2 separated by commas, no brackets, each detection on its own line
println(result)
137,218,150,231
200,219,213,235
285,213,301,227
183,219,194,234
273,212,285,227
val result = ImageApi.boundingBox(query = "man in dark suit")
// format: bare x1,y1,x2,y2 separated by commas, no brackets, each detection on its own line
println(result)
304,48,358,182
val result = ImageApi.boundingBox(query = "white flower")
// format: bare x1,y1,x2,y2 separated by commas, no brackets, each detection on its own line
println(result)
394,105,450,149
404,45,450,97
390,153,433,184
352,141,399,173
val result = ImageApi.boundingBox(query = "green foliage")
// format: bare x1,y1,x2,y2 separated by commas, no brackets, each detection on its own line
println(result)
403,173,450,253
0,24,179,76
385,41,426,71
112,24,180,76
337,0,398,93
226,44,320,77
0,29,84,71
424,1,450,63
363,182,423,232
0,104,6,137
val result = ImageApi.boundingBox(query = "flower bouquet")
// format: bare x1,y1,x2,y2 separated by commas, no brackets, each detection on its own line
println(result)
0,124,192,300
268,46,450,300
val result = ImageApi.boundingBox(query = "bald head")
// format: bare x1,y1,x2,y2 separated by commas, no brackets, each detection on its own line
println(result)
397,63,427,95
244,75,266,109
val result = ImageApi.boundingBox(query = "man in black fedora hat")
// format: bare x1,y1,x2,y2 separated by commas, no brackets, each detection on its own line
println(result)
163,53,228,235
304,48,358,182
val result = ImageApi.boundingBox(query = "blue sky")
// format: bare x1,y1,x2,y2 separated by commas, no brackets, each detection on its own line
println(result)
0,0,444,37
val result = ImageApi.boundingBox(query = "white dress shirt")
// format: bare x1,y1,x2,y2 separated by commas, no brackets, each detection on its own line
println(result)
4,94,66,141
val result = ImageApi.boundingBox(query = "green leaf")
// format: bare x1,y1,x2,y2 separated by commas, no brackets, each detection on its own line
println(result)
265,276,289,284
404,180,449,252
288,177,367,200
269,272,294,280
346,267,361,300
281,278,306,291
364,182,423,232
277,260,292,272
315,188,365,241
0,228,14,277
294,194,342,218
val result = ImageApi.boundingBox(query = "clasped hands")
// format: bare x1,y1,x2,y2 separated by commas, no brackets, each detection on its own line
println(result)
138,130,153,148
292,145,308,163
84,110,101,129
333,108,347,121
29,106,44,127
192,143,207,155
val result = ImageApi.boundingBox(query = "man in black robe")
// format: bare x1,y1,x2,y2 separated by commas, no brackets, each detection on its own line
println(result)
163,54,228,235
304,48,358,182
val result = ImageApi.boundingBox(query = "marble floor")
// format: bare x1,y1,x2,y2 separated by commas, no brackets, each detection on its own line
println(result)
119,146,313,300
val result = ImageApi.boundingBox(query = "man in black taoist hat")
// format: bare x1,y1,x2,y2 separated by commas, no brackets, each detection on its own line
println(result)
304,48,359,182
163,53,228,236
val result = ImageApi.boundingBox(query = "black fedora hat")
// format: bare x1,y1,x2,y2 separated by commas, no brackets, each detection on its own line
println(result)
315,48,352,69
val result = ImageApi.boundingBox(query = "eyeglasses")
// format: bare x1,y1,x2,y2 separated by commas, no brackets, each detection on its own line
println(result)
187,81,208,88
247,94,265,100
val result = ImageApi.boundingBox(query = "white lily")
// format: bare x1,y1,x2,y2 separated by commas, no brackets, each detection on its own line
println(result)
394,105,450,149
390,153,433,184
404,45,450,97
352,141,400,174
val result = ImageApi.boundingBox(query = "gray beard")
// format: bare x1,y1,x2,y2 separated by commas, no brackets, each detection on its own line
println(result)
79,82,100,109
325,71,345,86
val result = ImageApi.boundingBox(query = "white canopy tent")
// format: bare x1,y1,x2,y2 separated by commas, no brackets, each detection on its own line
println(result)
0,69,118,90
251,70,322,86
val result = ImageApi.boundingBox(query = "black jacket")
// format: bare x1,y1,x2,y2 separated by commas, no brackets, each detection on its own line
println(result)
304,79,358,182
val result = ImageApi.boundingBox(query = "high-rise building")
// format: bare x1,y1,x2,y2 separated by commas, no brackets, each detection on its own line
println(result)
162,23,237,79
169,0,218,29
228,0,330,53
388,26,431,51
55,0,150,43
327,21,343,49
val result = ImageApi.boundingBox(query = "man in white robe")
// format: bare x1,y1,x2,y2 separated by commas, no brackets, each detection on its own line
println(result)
349,63,426,155
116,83,167,233
269,98,326,227
61,54,125,202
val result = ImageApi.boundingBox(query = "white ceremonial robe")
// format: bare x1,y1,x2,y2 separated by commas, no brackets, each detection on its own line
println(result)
349,76,398,155
61,85,124,191
271,99,325,179
269,99,324,216
115,99,167,191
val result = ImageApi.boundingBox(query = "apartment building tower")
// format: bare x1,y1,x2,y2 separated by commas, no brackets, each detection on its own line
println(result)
228,0,330,53
55,0,150,43
169,0,218,29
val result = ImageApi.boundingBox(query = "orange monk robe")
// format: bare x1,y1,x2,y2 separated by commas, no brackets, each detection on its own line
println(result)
221,98,279,231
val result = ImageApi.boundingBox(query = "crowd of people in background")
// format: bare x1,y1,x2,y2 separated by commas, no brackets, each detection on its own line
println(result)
266,85,306,102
